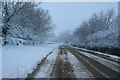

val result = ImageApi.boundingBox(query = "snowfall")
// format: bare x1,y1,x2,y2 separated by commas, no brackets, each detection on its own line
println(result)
2,43,60,78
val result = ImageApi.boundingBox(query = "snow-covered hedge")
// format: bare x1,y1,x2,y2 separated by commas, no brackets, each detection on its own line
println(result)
86,25,118,48
72,9,119,49
2,37,44,46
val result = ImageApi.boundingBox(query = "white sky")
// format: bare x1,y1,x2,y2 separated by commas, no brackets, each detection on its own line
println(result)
41,2,118,36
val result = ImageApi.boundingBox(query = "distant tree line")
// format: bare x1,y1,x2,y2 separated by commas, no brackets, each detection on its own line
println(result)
2,2,54,45
58,9,119,56
73,9,119,47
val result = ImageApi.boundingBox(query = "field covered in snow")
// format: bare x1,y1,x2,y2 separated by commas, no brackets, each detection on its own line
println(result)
2,43,60,78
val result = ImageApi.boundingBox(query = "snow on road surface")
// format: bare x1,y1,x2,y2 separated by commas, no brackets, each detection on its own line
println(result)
2,44,119,78
72,46,119,60
78,51,120,73
35,48,58,78
2,44,60,78
67,51,94,78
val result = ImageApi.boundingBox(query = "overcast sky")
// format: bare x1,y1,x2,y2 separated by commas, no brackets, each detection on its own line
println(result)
41,2,118,36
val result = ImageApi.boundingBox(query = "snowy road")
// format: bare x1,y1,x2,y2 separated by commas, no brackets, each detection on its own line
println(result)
64,45,120,78
3,44,120,78
26,45,119,78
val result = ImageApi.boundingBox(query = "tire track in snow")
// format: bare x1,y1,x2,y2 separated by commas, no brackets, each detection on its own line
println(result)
51,45,75,78
77,48,120,64
64,45,120,78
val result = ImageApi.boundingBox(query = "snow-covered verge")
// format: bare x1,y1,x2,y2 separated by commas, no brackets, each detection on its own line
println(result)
71,45,119,60
35,48,58,78
67,51,94,78
2,43,59,78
